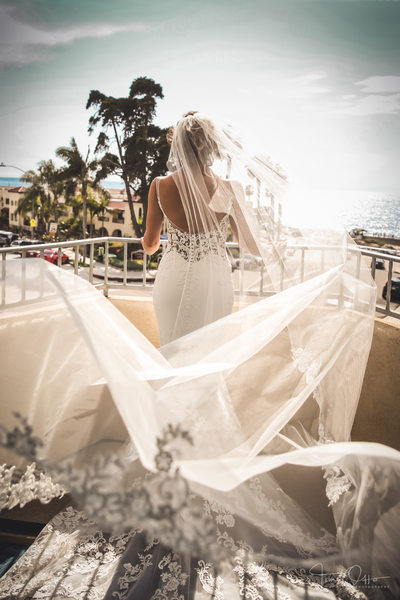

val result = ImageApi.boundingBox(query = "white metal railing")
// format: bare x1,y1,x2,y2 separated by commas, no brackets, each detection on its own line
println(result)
0,236,154,296
1,236,399,320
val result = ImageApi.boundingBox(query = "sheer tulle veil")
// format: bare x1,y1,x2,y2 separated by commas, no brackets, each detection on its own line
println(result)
1,111,400,595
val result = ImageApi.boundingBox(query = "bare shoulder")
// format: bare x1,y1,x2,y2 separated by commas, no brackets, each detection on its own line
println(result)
158,173,179,197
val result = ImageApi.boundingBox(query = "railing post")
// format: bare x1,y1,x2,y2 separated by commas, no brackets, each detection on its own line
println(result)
239,246,244,295
21,251,26,302
1,253,6,304
371,257,376,280
74,245,79,275
123,242,128,287
142,251,147,287
39,254,44,297
354,251,361,309
385,260,393,312
280,259,284,291
89,242,94,284
259,263,264,295
356,251,361,280
104,240,109,297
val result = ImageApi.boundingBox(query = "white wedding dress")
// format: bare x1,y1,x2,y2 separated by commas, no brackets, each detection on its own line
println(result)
152,177,234,345
1,112,400,599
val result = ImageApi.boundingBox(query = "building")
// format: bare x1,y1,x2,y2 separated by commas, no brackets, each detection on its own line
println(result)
0,186,28,231
92,188,143,238
0,185,144,239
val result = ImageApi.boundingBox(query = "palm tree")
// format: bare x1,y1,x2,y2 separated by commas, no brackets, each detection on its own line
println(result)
37,159,67,225
17,161,69,238
56,138,100,243
86,186,111,234
15,169,45,234
17,168,48,237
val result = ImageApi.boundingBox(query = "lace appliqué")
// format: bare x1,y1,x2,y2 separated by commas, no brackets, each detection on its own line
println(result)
323,465,353,506
165,215,229,262
153,552,188,599
0,418,376,600
291,346,321,386
249,477,337,558
0,414,222,562
0,462,66,510
197,556,370,600
196,560,224,599
203,499,235,528
0,506,138,600
233,557,293,600
112,552,154,600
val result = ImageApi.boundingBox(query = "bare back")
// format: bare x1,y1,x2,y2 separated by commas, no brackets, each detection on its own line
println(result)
158,172,231,233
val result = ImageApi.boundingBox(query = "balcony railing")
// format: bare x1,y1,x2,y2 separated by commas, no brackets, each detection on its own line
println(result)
0,236,399,320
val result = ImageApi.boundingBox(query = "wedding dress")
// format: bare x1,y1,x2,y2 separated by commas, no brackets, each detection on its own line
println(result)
152,176,234,345
1,112,399,599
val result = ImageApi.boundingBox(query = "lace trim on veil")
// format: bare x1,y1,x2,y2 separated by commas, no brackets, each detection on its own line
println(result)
0,462,66,510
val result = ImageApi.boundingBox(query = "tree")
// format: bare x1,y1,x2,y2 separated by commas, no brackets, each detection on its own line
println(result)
17,160,65,236
16,169,43,234
56,137,100,242
86,76,170,237
86,185,110,233
0,207,9,229
37,159,67,225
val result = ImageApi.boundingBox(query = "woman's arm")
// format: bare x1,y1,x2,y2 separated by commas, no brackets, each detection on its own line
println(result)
141,178,163,255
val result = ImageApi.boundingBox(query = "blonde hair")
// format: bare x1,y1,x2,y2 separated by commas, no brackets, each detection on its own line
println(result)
170,111,221,172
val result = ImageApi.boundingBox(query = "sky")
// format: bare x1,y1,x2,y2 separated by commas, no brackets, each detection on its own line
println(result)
0,0,399,193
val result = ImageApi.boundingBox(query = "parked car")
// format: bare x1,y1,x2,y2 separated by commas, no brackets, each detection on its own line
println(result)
11,238,40,248
371,258,385,270
0,230,18,246
131,250,144,260
236,253,263,270
30,249,69,264
380,248,397,256
10,239,41,256
382,278,400,302
44,249,69,264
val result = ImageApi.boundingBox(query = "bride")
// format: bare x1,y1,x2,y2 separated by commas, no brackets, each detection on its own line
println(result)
0,112,399,599
143,111,258,345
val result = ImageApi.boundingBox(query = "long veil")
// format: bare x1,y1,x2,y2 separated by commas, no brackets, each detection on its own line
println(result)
1,112,399,597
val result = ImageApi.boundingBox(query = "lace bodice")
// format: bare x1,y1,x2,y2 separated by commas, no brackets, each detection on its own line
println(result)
164,216,230,262
156,177,230,262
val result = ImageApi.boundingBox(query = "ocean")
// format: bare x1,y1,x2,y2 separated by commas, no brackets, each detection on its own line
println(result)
0,177,124,190
283,187,400,238
1,177,399,238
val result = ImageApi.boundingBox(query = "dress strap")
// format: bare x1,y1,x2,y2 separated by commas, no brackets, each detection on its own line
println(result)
155,177,164,214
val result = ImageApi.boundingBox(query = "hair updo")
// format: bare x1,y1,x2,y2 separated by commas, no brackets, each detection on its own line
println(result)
168,111,221,172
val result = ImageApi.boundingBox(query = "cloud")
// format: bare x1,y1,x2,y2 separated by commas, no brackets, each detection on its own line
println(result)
356,75,400,93
253,72,330,105
331,75,400,116
286,72,330,96
336,93,400,116
0,3,155,66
